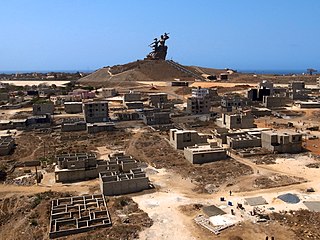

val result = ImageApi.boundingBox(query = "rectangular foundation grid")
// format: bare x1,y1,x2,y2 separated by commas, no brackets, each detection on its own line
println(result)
49,194,112,239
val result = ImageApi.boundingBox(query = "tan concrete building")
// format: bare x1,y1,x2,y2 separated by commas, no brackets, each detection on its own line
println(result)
219,111,256,129
169,129,209,149
0,136,15,155
99,168,149,196
33,102,54,115
87,122,115,134
64,102,83,114
226,133,261,149
261,130,303,153
149,93,168,108
184,143,227,164
123,91,141,102
83,101,109,123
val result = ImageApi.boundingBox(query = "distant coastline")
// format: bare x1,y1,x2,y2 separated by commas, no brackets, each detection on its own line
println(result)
1,69,314,75
0,70,93,74
238,69,310,75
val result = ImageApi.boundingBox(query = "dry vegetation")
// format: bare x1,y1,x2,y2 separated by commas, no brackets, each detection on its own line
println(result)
126,131,253,193
0,192,152,240
271,210,320,240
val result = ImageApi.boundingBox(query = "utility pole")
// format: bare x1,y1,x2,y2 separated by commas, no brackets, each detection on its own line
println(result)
43,141,46,160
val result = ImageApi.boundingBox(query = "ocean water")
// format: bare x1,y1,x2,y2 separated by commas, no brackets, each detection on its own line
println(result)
238,69,309,75
0,70,93,74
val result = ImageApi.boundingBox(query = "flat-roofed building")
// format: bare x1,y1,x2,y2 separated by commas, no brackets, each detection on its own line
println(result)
64,102,83,114
149,93,168,108
169,129,209,149
184,143,227,164
261,130,303,153
226,133,261,149
33,102,54,115
83,101,109,123
99,168,149,196
0,136,15,155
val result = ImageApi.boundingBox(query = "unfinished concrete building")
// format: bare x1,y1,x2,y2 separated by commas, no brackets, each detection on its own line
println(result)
61,119,86,132
0,119,27,130
219,111,256,129
262,96,288,108
187,96,211,115
124,101,144,109
297,101,320,108
114,111,140,121
123,91,141,102
142,111,171,125
213,127,270,145
33,102,55,115
149,93,168,108
102,88,117,98
250,107,272,117
184,143,227,164
54,153,109,183
83,101,109,123
64,102,83,114
108,152,139,172
87,122,115,134
55,152,139,183
0,92,9,101
0,136,15,155
99,168,149,195
261,130,303,153
221,95,246,112
259,80,274,94
226,133,261,149
49,194,111,239
289,81,310,100
169,129,209,149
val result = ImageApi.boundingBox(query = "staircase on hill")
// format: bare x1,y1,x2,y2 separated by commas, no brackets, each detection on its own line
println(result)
166,60,204,80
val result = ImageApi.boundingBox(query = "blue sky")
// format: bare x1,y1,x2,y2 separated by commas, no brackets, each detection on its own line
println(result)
0,0,319,71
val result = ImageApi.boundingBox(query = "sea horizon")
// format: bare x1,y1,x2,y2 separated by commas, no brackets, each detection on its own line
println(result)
0,69,314,75
0,70,94,74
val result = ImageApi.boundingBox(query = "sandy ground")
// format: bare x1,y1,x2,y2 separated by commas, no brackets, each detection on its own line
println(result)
132,152,320,239
0,107,33,120
133,168,203,240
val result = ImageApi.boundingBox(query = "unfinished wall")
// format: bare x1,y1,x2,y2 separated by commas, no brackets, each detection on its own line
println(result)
169,129,209,149
261,131,303,153
49,194,111,239
99,169,149,195
184,144,227,164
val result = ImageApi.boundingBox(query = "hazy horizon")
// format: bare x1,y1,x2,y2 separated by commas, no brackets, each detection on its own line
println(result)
1,0,320,71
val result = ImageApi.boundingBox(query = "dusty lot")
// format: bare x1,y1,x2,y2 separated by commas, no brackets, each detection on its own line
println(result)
126,130,253,193
0,191,152,240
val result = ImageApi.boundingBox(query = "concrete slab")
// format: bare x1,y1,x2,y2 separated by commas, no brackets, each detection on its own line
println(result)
202,205,226,217
245,196,268,206
209,214,239,226
303,201,320,212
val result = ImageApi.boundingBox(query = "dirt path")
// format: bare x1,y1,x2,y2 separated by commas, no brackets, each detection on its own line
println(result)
19,135,44,161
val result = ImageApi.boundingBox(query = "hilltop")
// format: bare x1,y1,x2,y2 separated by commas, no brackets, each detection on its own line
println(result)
78,59,319,87
77,59,225,87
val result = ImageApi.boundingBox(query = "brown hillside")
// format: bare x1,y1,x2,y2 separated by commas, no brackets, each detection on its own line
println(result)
78,59,319,87
78,60,197,87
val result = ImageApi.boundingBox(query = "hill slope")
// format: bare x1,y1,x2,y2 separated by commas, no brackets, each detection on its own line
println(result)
78,60,205,87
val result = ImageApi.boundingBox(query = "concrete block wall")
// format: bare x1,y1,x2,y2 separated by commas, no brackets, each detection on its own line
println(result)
169,129,208,149
33,103,54,115
226,134,261,149
184,145,227,164
64,102,83,114
99,169,149,196
261,131,302,153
